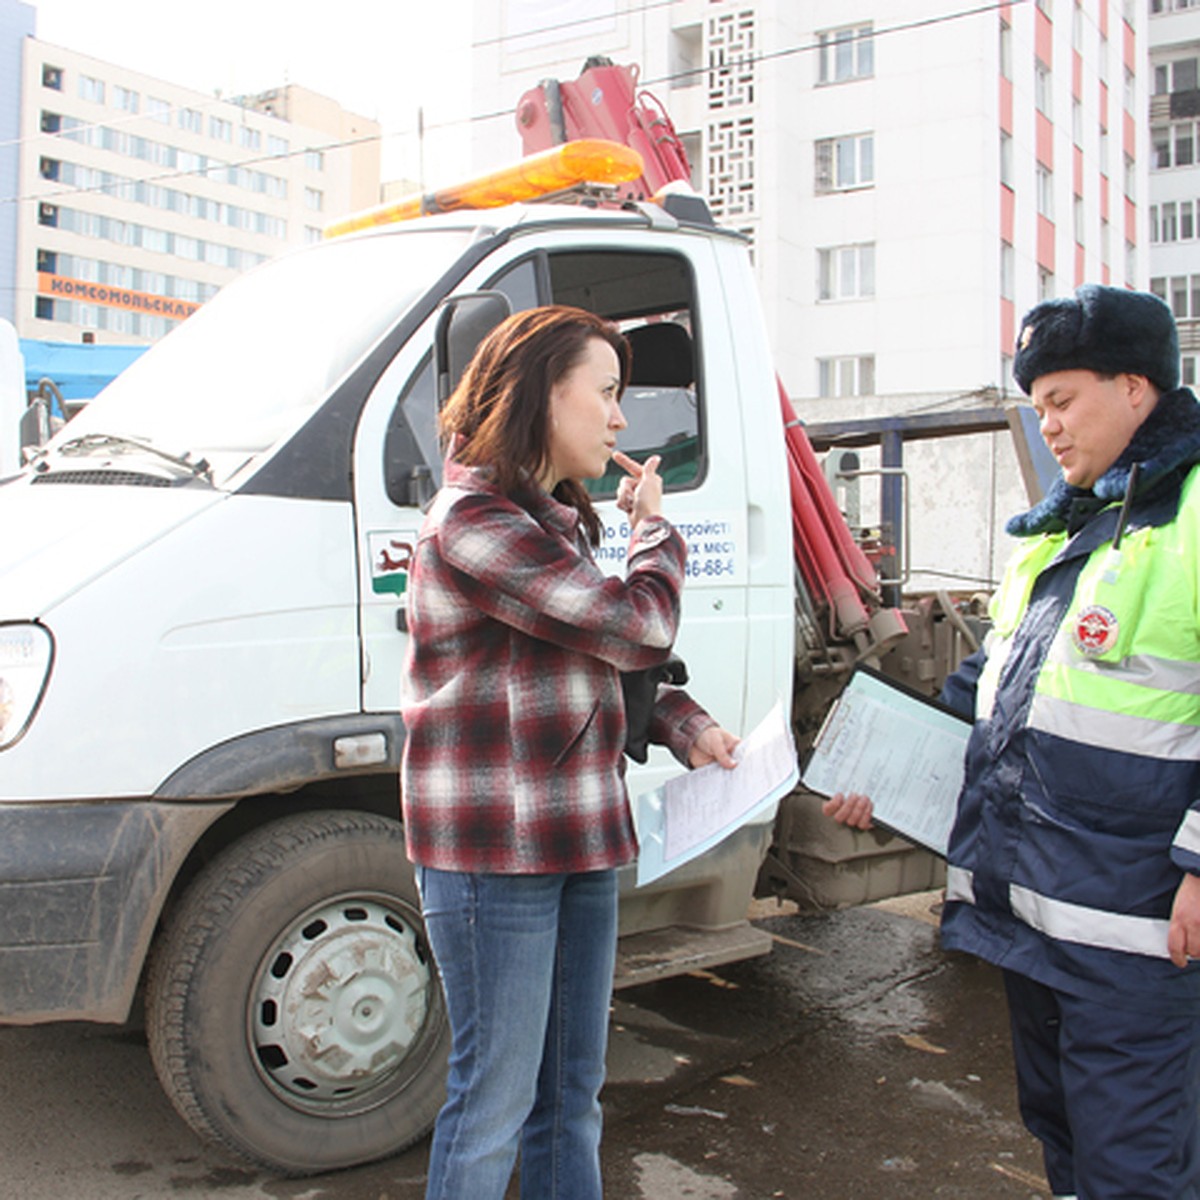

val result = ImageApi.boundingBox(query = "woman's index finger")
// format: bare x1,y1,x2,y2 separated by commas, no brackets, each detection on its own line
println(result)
611,450,642,477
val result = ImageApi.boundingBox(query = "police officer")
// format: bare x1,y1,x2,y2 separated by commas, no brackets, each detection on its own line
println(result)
829,284,1200,1199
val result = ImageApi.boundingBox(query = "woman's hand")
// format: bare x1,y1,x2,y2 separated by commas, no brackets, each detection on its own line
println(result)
822,792,875,830
688,725,740,769
613,451,664,528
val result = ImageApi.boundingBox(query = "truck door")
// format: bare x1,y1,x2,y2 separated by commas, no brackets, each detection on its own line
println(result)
352,230,751,792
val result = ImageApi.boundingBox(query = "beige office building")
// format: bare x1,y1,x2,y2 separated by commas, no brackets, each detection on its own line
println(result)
13,38,380,345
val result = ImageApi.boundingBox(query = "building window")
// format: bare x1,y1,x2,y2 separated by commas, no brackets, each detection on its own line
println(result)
1038,267,1055,299
1074,195,1085,243
267,135,288,157
818,355,875,398
1152,0,1200,12
38,203,59,227
1036,165,1054,218
1126,241,1137,284
817,24,874,84
39,156,60,181
1072,99,1083,147
210,117,232,142
240,126,262,150
1160,201,1180,241
78,75,105,104
1001,241,1015,300
1036,0,1051,13
817,243,875,300
1001,130,1014,186
304,148,324,171
1124,154,1136,199
1153,121,1200,168
1184,355,1197,386
1158,58,1200,94
1072,6,1083,51
147,96,170,124
42,64,63,91
1124,67,1136,114
113,85,139,113
1000,20,1012,81
1035,60,1052,116
179,108,203,135
1155,274,1200,319
815,133,874,192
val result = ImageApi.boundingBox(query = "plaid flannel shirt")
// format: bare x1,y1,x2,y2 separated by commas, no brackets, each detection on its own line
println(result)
400,462,714,874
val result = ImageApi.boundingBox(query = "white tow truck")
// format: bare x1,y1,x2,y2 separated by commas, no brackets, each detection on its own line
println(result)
0,130,989,1172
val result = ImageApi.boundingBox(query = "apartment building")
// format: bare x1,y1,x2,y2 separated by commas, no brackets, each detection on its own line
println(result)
0,0,35,327
1149,0,1200,381
5,25,380,345
469,0,1148,590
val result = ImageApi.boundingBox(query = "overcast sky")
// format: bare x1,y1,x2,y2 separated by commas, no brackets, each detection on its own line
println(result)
29,0,475,184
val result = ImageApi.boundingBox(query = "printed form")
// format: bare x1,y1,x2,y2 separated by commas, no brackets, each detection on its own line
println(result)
800,669,972,857
636,700,798,887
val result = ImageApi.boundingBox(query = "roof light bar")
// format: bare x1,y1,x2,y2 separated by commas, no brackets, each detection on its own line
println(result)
324,139,646,239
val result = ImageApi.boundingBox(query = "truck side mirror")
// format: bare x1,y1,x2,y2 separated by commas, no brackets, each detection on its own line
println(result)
434,291,512,405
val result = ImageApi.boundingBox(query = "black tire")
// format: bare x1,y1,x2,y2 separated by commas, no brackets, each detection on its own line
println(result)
144,809,448,1175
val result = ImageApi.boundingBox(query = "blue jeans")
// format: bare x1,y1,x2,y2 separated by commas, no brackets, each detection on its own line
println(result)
416,867,619,1200
1003,970,1200,1199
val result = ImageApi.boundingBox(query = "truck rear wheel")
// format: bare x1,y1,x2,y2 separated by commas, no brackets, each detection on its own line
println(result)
144,809,448,1175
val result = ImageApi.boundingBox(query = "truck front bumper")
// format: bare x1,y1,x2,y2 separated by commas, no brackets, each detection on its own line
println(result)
0,799,230,1024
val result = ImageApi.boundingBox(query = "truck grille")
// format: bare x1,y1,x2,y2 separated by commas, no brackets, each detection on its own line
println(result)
31,469,173,487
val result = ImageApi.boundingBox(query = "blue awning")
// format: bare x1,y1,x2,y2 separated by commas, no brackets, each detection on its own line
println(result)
20,339,147,402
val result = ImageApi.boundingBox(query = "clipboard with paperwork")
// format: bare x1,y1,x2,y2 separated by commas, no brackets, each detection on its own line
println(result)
635,699,799,887
800,666,972,857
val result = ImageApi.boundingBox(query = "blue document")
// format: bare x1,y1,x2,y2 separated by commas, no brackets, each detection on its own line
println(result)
635,700,798,887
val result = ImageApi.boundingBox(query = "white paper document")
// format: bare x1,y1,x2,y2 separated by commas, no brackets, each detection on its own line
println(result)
635,700,799,887
800,668,971,857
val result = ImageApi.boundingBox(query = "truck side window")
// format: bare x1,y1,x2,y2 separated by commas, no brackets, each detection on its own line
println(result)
431,248,704,502
594,319,699,494
383,354,441,505
488,258,539,313
544,250,703,498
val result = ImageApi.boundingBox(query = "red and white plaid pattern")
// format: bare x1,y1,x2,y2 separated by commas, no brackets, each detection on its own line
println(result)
400,462,713,874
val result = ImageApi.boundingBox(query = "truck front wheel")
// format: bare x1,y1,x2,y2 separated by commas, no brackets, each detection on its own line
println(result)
145,809,448,1175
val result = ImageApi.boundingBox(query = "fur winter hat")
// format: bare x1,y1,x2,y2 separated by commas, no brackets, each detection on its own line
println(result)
1013,284,1180,395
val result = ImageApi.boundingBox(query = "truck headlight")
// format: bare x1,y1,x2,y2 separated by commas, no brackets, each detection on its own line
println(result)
0,624,54,750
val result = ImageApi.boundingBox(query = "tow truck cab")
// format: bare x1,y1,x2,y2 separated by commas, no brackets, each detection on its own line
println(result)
0,194,816,1173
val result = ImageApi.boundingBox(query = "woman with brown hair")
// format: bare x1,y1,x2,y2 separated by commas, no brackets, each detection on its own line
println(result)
400,305,736,1199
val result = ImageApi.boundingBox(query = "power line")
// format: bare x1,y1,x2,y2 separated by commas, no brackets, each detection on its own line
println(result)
423,0,1030,133
2,0,1031,209
469,0,679,49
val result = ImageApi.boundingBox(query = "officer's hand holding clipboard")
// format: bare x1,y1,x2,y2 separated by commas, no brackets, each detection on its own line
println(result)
801,667,972,858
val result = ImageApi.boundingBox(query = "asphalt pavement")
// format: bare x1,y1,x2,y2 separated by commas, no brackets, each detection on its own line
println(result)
0,894,1050,1199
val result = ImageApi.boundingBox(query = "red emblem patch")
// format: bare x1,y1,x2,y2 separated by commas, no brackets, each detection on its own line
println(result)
1073,604,1118,656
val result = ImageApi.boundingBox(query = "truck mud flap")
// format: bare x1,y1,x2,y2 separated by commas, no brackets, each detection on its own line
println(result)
0,800,230,1024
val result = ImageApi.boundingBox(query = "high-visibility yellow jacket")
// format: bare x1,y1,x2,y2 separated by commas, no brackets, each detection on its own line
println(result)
940,387,1200,1014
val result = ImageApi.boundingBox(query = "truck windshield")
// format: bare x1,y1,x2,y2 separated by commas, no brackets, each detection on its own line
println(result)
53,229,474,486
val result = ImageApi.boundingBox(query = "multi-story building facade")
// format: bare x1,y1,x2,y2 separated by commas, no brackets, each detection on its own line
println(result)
0,0,35,327
469,0,1148,590
1148,0,1200,383
4,22,379,346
